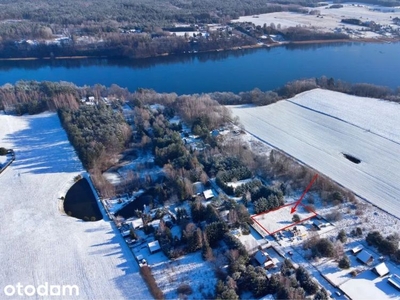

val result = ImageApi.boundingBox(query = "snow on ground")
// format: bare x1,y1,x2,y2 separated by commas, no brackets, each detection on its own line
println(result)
289,88,400,144
232,4,400,37
0,112,151,299
339,260,400,299
253,204,316,234
151,252,217,299
230,89,400,219
226,178,252,189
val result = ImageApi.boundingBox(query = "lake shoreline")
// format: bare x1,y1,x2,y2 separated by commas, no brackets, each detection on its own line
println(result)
0,37,398,62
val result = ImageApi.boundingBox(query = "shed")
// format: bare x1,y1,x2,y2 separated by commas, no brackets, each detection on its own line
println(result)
351,245,363,255
148,240,161,254
373,262,389,277
388,274,400,291
203,189,215,200
130,218,143,229
357,249,374,265
121,230,131,238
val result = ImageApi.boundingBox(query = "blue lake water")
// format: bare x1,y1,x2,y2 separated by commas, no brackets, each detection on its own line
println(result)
0,42,399,94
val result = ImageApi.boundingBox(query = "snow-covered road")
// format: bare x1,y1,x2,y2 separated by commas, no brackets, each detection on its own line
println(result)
230,89,400,219
0,112,151,299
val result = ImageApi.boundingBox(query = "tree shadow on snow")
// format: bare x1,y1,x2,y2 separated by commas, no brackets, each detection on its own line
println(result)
86,222,151,299
4,113,83,174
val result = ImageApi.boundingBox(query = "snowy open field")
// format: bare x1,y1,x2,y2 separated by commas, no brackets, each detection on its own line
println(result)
0,112,150,299
151,252,216,299
232,3,400,37
252,204,316,234
230,89,400,219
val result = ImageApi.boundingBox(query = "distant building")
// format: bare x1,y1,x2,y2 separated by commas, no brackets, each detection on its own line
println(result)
357,249,374,265
148,240,161,254
373,262,389,277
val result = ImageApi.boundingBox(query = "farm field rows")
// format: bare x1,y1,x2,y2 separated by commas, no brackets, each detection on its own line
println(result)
0,112,150,299
230,89,400,219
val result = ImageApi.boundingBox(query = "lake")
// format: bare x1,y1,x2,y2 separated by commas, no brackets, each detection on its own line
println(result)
0,41,399,94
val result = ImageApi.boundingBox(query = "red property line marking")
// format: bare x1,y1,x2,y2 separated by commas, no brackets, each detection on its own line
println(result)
251,216,271,235
269,212,317,235
251,202,318,236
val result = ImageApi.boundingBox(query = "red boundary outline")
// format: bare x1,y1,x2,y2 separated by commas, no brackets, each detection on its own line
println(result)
251,202,317,235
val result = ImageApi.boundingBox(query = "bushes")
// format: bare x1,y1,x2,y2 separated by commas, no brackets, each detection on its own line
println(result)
140,265,164,299
324,211,343,222
337,229,347,243
0,147,8,155
177,284,193,296
311,238,335,258
295,266,319,294
338,255,351,269
366,231,398,255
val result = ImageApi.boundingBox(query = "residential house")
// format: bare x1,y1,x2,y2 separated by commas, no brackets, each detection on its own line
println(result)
357,249,374,265
373,262,389,277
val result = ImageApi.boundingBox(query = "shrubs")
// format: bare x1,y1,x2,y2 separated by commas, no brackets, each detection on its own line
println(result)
324,211,343,222
311,238,335,258
0,147,8,155
140,265,164,300
338,255,351,269
337,229,347,243
295,266,319,294
292,214,301,223
177,284,193,296
366,231,398,255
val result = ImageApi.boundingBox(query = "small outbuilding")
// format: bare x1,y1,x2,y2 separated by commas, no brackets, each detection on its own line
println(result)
373,262,389,277
357,249,374,265
203,189,215,200
388,274,400,291
351,245,363,255
148,240,161,254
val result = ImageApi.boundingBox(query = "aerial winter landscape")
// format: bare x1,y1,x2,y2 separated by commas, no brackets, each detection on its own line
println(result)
0,113,150,299
1,0,400,298
230,89,400,219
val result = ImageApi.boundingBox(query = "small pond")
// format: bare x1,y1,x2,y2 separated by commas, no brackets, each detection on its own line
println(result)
64,177,102,221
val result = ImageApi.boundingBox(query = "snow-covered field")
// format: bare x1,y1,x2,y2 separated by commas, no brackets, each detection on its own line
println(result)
230,89,400,219
0,112,151,299
232,3,400,38
151,252,216,299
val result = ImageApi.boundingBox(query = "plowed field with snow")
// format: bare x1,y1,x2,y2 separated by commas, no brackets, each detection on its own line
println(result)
0,112,150,299
230,89,400,219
